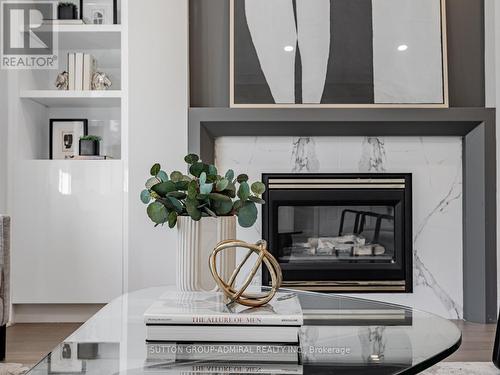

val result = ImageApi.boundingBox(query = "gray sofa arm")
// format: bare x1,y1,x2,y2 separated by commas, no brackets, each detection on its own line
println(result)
0,216,10,327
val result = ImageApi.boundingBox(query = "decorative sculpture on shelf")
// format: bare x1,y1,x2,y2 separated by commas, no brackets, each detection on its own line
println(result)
210,239,282,307
55,71,69,90
91,72,112,90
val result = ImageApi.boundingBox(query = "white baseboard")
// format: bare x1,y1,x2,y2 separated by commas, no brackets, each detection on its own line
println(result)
12,304,105,323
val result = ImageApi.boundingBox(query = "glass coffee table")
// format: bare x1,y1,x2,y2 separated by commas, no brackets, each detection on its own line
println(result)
27,286,461,374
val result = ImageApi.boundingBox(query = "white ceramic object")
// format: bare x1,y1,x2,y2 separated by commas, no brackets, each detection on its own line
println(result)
176,216,236,292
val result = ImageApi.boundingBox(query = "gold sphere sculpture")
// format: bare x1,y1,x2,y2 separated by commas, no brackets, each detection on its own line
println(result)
209,239,282,307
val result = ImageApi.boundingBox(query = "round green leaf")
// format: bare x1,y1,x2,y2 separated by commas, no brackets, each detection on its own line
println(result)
189,162,208,177
167,211,178,228
150,163,161,176
249,195,265,205
216,178,229,192
237,181,250,201
225,169,235,181
151,181,176,196
232,199,243,211
251,181,266,195
212,199,233,215
157,170,169,182
199,172,207,185
237,174,249,183
170,171,183,182
140,189,151,204
147,202,168,224
145,177,160,189
208,164,218,176
175,181,189,191
187,180,198,198
186,199,202,221
200,183,213,195
168,191,187,200
208,192,232,202
237,201,258,228
167,196,184,213
184,154,200,164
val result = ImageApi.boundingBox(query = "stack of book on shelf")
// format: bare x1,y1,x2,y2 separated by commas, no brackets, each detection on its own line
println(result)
67,53,97,91
142,291,304,374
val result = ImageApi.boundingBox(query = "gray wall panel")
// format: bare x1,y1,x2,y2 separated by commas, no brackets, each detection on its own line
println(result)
189,0,230,107
446,0,485,107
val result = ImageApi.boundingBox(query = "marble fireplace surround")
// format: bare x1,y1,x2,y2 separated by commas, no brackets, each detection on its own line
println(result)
188,107,497,323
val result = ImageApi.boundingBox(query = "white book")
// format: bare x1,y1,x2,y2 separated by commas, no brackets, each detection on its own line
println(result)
83,54,96,90
144,291,303,326
43,19,84,25
146,325,299,344
146,342,300,363
67,53,75,90
144,363,303,374
74,53,84,90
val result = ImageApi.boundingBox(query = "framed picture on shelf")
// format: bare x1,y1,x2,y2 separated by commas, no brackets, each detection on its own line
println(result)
230,0,448,108
81,0,117,24
48,342,85,374
50,119,88,160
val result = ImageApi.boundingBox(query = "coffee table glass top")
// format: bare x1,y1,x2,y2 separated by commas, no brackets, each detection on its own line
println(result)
27,286,461,375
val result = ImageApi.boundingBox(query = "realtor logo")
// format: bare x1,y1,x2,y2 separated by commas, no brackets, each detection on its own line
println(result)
1,0,58,69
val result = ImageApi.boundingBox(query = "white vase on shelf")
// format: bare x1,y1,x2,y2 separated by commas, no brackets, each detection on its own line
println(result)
176,215,236,292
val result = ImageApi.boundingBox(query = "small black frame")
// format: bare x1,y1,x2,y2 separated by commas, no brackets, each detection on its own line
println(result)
50,119,88,160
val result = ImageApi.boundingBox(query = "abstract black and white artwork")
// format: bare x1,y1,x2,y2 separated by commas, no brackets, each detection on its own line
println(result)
231,0,447,107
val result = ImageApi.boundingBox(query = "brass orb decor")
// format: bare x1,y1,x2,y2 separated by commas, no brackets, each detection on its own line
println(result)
209,239,282,307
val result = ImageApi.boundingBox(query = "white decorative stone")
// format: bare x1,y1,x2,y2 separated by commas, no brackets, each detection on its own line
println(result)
176,216,236,292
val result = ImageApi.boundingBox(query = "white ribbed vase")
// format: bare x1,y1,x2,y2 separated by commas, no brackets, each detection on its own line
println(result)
176,216,236,292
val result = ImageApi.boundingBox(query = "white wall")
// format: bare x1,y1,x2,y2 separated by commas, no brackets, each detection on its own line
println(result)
127,0,189,292
0,71,8,214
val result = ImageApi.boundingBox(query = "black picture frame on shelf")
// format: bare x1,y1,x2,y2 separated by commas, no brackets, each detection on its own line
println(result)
50,119,88,160
81,0,118,24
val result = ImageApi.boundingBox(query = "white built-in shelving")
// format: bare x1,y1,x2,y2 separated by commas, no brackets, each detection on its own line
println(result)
10,3,128,310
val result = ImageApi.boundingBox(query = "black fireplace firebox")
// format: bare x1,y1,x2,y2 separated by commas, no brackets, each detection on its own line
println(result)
262,174,412,293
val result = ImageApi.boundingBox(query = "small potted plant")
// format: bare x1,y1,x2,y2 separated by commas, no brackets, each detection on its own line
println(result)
58,2,78,20
141,154,266,291
79,135,101,156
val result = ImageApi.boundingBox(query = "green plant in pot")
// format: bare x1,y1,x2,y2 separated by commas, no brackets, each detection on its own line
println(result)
79,135,101,156
140,154,266,291
58,2,78,20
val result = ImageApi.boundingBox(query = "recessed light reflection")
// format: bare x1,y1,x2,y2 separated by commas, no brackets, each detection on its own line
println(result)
284,45,294,52
397,44,408,51
58,169,72,195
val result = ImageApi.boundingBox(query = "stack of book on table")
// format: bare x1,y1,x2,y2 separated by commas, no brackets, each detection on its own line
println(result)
143,291,304,373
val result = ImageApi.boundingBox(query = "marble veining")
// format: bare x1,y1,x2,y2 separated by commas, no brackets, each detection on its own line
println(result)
359,327,386,363
215,136,463,318
359,137,387,172
414,170,462,243
414,250,462,319
292,137,320,172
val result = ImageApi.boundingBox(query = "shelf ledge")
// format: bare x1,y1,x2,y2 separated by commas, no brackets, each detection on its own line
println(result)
20,90,122,108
